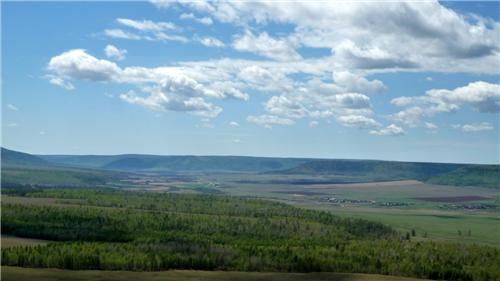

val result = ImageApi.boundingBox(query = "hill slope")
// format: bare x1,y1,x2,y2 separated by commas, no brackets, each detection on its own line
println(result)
40,154,311,173
1,148,49,167
272,159,500,188
1,148,121,187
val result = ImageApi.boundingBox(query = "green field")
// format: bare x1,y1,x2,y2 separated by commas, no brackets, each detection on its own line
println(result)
172,176,500,246
1,266,430,281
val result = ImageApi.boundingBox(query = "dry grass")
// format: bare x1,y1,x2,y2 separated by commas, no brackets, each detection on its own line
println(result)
1,235,50,248
1,266,430,281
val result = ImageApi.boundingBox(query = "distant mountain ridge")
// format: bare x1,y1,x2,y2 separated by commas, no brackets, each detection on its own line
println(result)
39,154,312,173
1,148,121,187
2,147,499,188
270,159,500,188
1,148,50,167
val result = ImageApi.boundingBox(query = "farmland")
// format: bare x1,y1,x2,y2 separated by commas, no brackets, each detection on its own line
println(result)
1,148,500,281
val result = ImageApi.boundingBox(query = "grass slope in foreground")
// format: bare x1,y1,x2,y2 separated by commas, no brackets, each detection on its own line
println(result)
2,189,499,281
1,266,430,281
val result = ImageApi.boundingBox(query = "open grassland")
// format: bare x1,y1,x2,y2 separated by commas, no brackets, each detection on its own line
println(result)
1,235,50,248
1,266,431,281
293,203,500,246
189,177,500,246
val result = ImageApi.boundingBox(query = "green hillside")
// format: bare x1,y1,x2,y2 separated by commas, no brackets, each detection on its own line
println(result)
426,165,500,188
2,189,499,281
1,148,49,167
272,160,499,188
40,154,311,173
1,148,122,188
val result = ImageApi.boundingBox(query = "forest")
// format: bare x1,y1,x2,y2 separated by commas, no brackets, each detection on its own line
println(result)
2,188,500,281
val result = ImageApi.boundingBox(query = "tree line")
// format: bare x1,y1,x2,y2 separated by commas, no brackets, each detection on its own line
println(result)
2,188,499,281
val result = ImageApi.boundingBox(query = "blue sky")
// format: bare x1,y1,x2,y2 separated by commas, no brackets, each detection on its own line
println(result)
2,1,499,164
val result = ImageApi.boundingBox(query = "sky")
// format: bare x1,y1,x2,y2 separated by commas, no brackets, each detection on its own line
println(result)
2,1,499,164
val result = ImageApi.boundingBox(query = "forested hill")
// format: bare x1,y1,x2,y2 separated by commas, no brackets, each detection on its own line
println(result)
271,159,500,188
1,148,121,187
3,147,499,188
39,154,312,173
1,148,50,168
2,188,499,280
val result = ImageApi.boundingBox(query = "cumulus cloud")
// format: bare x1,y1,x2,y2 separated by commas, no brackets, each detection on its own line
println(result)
332,71,386,94
120,89,222,118
233,31,301,61
48,49,121,82
247,115,295,128
333,40,418,69
455,122,494,132
197,36,225,48
337,115,381,129
104,44,127,61
423,122,438,130
51,0,500,133
229,121,240,127
46,49,251,118
391,81,500,126
180,13,213,25
370,124,405,136
425,81,500,113
47,76,75,90
167,1,499,74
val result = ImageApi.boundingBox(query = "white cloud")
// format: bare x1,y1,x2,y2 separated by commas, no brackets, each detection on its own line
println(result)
391,81,500,127
104,29,141,40
116,18,177,32
425,81,500,113
7,104,18,111
390,106,425,128
332,71,386,94
48,76,75,90
233,139,241,143
247,115,295,128
6,123,18,127
180,13,213,25
48,49,121,82
105,19,188,43
104,45,127,61
233,31,301,61
457,122,494,132
169,1,499,74
333,40,417,69
229,121,240,127
197,36,225,48
423,122,438,130
120,90,222,118
118,72,229,117
337,115,381,129
370,124,405,136
47,49,254,118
